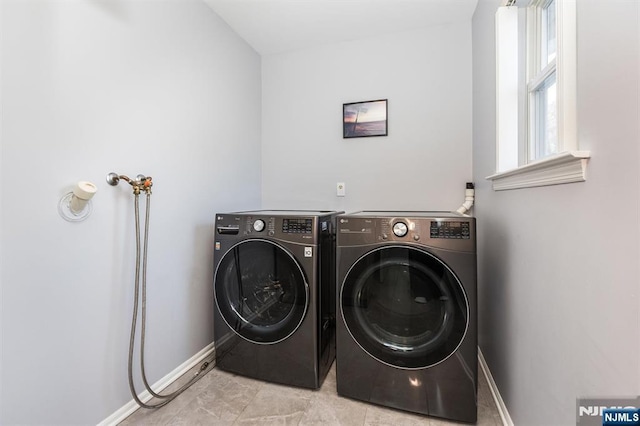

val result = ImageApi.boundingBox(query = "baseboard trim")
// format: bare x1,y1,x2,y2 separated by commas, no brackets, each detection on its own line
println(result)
478,348,514,426
98,342,215,426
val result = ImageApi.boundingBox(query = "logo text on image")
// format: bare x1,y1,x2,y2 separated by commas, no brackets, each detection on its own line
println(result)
577,397,640,426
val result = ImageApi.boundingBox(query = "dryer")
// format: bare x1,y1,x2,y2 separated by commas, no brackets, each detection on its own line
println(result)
336,211,477,422
213,210,340,389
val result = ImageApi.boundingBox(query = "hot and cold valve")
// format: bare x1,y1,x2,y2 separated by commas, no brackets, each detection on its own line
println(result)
107,172,152,194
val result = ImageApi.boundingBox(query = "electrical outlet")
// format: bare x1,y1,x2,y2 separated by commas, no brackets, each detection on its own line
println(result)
337,182,346,197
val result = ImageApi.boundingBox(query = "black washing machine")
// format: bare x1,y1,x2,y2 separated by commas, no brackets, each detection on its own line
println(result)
213,210,341,389
336,211,477,423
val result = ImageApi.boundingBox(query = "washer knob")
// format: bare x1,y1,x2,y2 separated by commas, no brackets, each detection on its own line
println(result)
392,222,408,237
253,219,265,232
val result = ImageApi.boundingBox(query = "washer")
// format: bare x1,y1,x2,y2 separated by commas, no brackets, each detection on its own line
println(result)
336,211,477,422
213,210,341,389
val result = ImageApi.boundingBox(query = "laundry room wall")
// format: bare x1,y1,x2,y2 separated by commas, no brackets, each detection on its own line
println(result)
0,1,261,424
472,0,640,424
261,21,473,213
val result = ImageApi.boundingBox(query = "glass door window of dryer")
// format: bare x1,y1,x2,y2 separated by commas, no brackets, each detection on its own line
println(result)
215,240,309,344
341,246,468,369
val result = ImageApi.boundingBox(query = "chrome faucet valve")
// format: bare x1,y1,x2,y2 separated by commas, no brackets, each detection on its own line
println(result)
107,172,151,194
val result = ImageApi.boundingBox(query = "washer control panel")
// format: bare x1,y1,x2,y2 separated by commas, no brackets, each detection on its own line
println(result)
253,219,265,232
282,218,313,234
216,213,326,244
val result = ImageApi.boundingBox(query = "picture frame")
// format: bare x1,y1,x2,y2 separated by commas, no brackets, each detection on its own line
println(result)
343,99,388,138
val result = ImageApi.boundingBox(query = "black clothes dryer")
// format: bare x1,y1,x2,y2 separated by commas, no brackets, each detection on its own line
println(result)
336,211,477,423
213,210,340,389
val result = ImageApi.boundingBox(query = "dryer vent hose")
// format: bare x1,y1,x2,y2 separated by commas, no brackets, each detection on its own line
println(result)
456,182,475,215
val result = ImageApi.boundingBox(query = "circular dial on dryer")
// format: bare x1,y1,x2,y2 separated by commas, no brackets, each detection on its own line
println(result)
253,219,265,232
392,222,408,237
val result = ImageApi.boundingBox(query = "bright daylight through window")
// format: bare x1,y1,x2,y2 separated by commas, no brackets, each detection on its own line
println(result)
488,0,589,191
530,0,557,160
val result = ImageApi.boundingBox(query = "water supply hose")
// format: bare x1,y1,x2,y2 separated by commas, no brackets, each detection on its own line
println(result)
108,173,213,409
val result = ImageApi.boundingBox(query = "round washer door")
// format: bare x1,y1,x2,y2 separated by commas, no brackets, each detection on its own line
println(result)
214,239,309,344
341,245,468,369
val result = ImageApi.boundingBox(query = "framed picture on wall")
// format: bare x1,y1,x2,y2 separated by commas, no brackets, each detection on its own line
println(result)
343,99,388,138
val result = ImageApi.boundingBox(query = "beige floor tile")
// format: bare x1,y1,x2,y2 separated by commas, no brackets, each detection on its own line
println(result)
120,359,503,426
167,369,263,425
233,380,313,425
299,391,369,425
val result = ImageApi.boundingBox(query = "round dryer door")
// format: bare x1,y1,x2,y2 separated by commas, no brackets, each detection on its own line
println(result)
214,239,309,344
341,246,468,369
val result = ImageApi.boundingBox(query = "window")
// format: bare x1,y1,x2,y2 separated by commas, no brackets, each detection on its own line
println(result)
488,0,589,191
529,0,557,161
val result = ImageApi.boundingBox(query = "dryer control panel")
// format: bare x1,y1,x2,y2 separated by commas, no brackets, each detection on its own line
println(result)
430,221,471,239
337,212,475,252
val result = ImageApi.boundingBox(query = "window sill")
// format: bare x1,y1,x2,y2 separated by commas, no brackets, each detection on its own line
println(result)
486,151,591,191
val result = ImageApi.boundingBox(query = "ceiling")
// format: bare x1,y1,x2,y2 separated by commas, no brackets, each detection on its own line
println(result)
203,0,479,56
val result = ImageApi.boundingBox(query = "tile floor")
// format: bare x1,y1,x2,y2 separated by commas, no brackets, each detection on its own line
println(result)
120,361,503,425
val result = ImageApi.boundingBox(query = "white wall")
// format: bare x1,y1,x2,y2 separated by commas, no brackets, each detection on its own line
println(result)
261,23,473,212
472,0,640,424
0,1,261,424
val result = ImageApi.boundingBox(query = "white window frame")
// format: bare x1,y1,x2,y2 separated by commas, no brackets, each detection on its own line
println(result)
528,0,558,162
488,0,589,191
